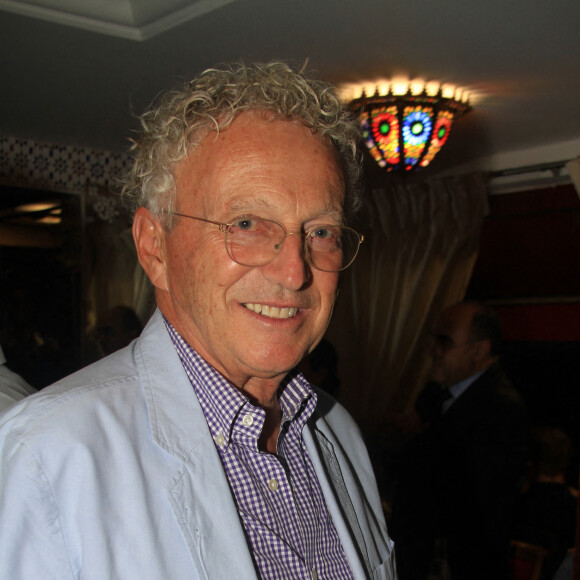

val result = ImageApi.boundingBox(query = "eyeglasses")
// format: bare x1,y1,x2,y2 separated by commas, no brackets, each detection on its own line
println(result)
172,213,364,272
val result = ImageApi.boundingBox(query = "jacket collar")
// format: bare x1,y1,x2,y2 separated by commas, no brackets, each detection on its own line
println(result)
134,309,259,578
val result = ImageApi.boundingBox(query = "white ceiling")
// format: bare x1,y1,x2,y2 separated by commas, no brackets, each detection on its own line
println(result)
1,0,580,175
0,0,235,40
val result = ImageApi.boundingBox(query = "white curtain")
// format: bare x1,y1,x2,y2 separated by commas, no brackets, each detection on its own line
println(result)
86,224,155,314
326,173,489,431
82,186,155,363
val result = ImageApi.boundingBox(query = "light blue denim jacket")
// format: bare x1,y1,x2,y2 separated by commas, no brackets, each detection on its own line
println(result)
0,309,395,579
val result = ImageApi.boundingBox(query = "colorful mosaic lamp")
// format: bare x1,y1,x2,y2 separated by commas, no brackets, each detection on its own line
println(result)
341,79,471,173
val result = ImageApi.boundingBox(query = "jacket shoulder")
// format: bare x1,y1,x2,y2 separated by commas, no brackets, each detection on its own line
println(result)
0,344,141,444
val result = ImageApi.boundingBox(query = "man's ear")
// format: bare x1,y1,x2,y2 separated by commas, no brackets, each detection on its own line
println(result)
133,207,169,291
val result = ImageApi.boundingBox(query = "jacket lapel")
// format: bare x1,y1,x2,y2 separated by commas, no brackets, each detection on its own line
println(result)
167,437,258,579
303,423,371,578
136,311,258,578
303,401,396,579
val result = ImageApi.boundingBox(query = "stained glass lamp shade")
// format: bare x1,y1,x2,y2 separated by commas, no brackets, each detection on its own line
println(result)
347,84,471,173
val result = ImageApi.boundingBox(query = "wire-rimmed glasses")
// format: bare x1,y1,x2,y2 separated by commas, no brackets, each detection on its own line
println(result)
172,213,364,272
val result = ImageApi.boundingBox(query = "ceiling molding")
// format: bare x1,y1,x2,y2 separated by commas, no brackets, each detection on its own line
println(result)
0,0,235,40
445,137,580,177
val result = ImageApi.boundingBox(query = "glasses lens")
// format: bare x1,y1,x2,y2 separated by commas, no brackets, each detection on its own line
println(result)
225,217,284,266
225,217,362,272
307,226,361,272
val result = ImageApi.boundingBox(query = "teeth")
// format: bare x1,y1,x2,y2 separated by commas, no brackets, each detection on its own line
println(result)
244,303,298,319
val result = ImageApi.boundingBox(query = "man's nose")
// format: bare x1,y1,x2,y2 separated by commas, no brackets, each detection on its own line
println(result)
263,232,310,291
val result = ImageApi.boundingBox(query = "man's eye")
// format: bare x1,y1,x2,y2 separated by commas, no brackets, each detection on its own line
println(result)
233,218,258,231
311,226,339,240
313,227,330,239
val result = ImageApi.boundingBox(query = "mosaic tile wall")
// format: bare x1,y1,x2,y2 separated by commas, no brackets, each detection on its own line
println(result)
0,135,131,195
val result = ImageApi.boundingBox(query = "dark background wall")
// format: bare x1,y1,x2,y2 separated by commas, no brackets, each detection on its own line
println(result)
467,183,580,484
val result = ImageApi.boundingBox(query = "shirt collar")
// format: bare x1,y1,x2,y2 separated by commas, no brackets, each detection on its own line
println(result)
163,318,316,446
448,368,487,400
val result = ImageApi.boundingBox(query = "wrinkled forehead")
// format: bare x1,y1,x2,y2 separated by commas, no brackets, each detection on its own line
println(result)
175,113,345,208
185,109,345,173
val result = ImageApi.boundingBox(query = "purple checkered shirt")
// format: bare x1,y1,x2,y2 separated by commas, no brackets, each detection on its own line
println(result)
166,321,353,580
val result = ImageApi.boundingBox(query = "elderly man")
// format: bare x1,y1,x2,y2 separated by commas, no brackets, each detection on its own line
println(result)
0,63,395,579
391,301,528,580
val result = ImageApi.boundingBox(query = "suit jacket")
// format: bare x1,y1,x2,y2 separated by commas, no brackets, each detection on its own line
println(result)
392,365,528,579
430,366,528,537
0,310,395,579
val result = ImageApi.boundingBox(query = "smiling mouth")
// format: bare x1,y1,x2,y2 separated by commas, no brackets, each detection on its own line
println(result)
243,303,298,319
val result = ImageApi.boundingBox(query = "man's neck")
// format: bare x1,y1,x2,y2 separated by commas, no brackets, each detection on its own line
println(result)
446,367,488,400
163,313,286,453
258,401,283,454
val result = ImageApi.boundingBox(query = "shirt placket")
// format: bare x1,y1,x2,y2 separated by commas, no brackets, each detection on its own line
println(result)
166,321,352,580
234,409,309,561
280,409,328,579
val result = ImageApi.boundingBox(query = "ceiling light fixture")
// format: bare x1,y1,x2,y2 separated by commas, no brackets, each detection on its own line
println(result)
339,78,472,173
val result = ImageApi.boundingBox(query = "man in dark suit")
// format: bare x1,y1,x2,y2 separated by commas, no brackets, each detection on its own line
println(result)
391,301,528,580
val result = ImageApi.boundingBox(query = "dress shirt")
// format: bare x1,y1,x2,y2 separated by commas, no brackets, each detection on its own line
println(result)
167,321,353,580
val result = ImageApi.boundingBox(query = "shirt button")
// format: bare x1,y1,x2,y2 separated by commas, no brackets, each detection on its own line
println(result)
214,433,226,446
268,478,279,491
242,414,254,427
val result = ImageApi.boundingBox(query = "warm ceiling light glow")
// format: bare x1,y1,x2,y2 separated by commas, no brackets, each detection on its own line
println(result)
339,77,472,173
441,84,455,99
410,80,426,95
390,77,409,96
11,202,62,224
38,216,62,225
425,81,440,97
376,82,390,97
15,203,60,213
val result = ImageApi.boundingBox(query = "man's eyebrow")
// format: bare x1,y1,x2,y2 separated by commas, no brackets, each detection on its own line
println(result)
226,197,272,214
300,208,347,226
225,198,345,224
318,207,345,225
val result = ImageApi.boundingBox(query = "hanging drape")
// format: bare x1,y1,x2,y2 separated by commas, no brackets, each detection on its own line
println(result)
326,172,489,431
82,186,155,363
86,226,140,322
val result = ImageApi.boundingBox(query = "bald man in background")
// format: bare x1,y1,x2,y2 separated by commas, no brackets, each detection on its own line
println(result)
391,301,528,580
